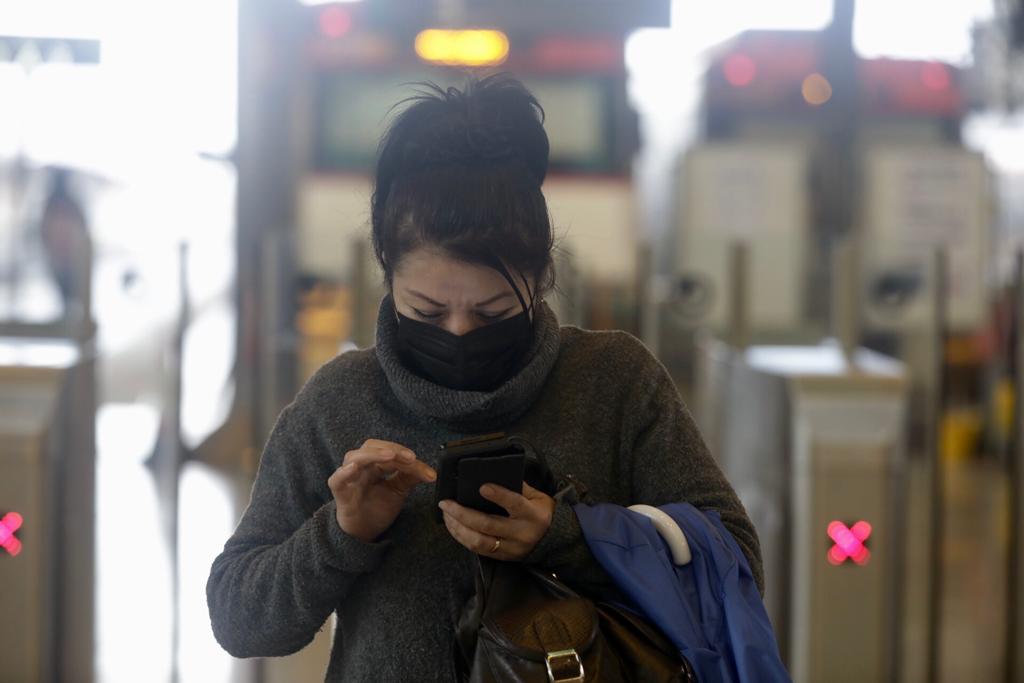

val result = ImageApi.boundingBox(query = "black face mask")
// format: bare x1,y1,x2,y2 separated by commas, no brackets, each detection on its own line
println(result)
395,305,533,392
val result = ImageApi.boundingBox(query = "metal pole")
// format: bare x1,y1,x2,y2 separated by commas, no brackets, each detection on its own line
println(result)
728,241,750,350
570,253,586,330
809,0,858,326
632,242,649,339
1006,248,1024,683
259,229,296,447
556,248,585,329
170,242,187,683
641,274,665,359
237,0,303,451
925,247,948,683
351,238,373,349
831,236,861,367
144,242,187,683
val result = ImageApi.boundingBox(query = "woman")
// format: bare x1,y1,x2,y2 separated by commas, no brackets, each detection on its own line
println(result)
207,74,762,681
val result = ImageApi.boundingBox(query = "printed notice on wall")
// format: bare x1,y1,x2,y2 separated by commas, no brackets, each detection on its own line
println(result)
863,147,988,330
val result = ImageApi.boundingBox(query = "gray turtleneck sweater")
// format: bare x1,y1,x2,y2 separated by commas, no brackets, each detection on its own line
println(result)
206,299,763,681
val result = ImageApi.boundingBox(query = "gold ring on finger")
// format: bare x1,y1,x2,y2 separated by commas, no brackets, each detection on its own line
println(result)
490,537,502,554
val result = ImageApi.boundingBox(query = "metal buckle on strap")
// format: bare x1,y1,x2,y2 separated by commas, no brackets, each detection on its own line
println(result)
545,649,584,683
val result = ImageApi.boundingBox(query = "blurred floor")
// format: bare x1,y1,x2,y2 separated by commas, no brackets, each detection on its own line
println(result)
95,403,173,682
901,454,1009,682
96,404,247,683
939,457,1009,681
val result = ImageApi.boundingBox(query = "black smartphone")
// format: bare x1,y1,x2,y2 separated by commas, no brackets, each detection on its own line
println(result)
434,432,526,521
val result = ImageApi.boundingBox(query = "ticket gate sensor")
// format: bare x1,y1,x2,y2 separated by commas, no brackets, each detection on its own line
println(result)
707,340,908,683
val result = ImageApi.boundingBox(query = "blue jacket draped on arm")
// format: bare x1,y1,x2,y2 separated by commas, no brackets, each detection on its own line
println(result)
573,502,791,683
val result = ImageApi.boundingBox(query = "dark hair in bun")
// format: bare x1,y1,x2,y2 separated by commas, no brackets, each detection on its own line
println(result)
371,73,555,296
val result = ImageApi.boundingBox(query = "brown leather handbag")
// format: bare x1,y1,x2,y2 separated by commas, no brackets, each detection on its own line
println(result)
453,555,697,683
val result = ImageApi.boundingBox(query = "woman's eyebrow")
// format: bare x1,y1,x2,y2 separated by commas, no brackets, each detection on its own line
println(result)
406,289,446,307
475,292,513,307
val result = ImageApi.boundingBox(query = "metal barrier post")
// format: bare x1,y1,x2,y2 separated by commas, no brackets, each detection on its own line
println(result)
156,243,188,683
925,247,948,683
144,242,190,683
831,236,861,367
351,238,377,349
728,241,750,350
1007,248,1024,683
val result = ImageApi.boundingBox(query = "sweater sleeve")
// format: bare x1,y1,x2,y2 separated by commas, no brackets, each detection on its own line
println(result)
626,353,765,594
206,404,391,658
522,489,620,596
524,336,764,597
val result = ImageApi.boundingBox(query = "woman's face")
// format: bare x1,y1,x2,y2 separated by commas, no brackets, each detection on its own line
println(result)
391,247,531,336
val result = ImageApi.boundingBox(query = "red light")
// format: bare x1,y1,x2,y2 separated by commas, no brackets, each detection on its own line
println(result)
827,519,871,566
851,520,872,538
920,62,950,91
723,54,757,87
0,512,23,557
319,6,352,39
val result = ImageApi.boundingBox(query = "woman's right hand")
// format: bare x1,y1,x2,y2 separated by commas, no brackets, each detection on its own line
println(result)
328,439,436,543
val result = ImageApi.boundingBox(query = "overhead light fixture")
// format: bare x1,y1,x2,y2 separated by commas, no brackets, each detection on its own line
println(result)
415,29,509,67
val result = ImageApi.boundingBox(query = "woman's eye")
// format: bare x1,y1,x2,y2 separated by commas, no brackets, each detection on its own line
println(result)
413,308,444,320
478,309,512,321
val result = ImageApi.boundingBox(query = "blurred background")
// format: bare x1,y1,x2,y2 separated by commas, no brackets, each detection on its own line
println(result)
0,0,1023,681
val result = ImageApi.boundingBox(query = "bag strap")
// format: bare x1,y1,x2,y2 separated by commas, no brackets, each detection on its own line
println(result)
454,555,491,674
507,434,591,504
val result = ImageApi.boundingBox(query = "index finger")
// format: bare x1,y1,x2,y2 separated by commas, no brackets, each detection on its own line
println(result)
328,458,433,492
361,439,417,459
385,467,437,495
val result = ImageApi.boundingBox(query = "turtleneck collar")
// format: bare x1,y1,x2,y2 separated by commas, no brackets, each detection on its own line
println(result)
375,295,561,434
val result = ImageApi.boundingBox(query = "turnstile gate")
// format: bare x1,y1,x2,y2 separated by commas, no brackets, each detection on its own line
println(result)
701,340,908,683
0,337,95,683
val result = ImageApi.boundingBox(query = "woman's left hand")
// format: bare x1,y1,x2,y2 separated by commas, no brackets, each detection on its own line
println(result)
439,482,555,561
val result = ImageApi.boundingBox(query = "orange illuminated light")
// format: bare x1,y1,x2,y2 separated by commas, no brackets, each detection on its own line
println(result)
415,29,509,67
802,73,832,106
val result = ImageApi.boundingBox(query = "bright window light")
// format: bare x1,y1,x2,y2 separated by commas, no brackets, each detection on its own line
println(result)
4,0,237,174
671,0,833,52
0,1,104,40
854,0,995,64
627,0,833,120
963,112,1024,173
